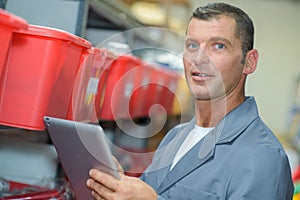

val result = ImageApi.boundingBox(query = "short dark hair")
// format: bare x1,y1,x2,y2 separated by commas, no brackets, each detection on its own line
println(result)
192,3,254,63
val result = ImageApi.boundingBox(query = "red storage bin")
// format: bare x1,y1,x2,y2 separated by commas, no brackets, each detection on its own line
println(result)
144,66,180,116
0,9,27,79
68,47,111,123
143,66,166,116
0,178,65,200
66,47,93,122
97,55,143,120
95,50,116,119
0,25,92,130
158,68,181,115
129,63,154,118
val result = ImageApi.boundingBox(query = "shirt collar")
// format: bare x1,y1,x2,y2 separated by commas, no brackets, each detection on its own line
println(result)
188,96,259,159
216,96,259,143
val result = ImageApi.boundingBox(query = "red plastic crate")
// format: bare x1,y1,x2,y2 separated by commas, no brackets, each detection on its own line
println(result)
143,66,166,116
0,25,91,130
97,55,144,120
68,47,111,123
129,63,154,118
95,50,116,120
0,9,27,79
66,47,94,122
158,68,181,115
143,66,180,116
0,178,67,200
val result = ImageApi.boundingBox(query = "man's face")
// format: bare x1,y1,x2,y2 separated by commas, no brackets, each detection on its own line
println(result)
183,16,245,101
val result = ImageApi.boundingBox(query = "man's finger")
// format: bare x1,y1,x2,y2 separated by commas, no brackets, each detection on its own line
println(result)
87,178,115,200
89,169,121,191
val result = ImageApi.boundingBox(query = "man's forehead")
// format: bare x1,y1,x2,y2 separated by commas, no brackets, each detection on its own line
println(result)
188,16,236,30
186,16,238,39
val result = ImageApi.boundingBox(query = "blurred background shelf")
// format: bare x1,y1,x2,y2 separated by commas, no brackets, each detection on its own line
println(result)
0,126,49,143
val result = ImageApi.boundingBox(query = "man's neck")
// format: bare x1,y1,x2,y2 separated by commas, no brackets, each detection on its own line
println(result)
195,93,245,127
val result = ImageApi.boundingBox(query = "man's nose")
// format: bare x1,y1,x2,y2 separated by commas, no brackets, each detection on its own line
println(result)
193,48,209,66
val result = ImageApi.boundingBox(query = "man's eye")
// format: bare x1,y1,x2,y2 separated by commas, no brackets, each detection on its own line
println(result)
186,42,199,50
215,43,225,50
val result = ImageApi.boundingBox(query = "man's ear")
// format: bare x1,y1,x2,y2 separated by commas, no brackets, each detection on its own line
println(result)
243,49,259,75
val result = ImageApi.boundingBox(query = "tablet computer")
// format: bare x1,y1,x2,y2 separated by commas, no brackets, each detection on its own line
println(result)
44,116,120,200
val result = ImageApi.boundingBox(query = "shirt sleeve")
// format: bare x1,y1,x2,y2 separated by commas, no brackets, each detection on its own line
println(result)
227,146,294,200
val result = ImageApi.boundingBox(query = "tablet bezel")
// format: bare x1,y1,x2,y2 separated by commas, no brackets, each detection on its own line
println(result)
44,116,120,200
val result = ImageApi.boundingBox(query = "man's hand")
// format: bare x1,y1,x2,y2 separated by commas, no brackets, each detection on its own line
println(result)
86,169,158,200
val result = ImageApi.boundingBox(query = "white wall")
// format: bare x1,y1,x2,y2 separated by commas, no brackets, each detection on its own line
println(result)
189,0,300,134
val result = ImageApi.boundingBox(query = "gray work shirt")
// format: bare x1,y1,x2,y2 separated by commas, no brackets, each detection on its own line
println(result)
141,97,294,199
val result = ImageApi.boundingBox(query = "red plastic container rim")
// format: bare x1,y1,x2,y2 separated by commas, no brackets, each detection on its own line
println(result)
93,47,117,70
15,24,92,48
0,8,28,30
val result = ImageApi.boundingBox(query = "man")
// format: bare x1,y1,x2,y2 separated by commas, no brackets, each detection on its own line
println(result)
87,3,294,199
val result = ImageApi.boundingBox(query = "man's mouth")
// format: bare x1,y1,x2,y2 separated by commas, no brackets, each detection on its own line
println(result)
192,72,210,77
191,70,214,82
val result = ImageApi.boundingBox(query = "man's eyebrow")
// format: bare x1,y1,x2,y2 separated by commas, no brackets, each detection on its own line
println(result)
185,37,198,43
185,37,233,46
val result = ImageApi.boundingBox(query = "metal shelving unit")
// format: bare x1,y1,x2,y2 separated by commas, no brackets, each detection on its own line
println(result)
0,126,50,143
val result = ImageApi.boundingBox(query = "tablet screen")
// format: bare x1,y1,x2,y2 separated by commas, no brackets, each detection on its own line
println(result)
44,116,119,200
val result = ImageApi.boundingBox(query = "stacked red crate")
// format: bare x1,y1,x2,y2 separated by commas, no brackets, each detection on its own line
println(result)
97,55,142,120
0,9,27,83
0,25,92,130
67,47,111,123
